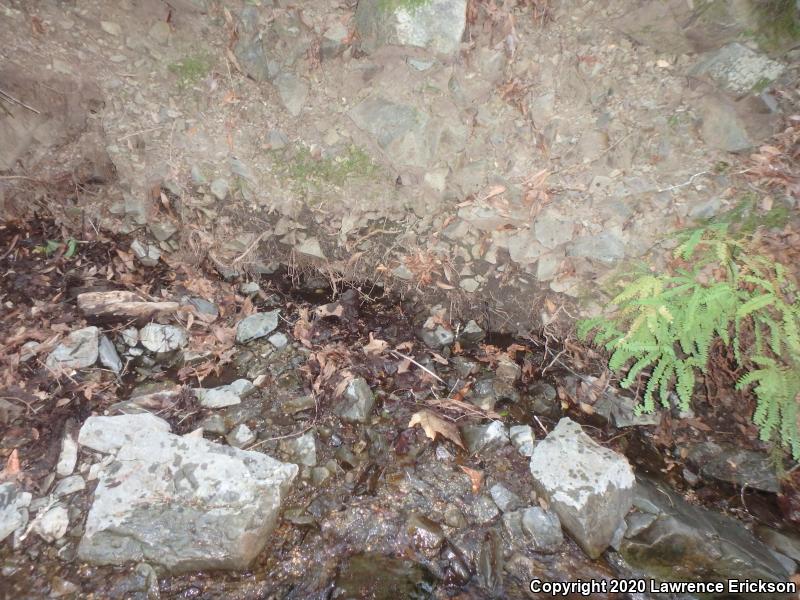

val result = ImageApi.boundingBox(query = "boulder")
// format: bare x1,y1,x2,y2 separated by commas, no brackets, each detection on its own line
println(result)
78,427,298,572
45,326,100,371
529,417,635,558
78,413,172,454
355,0,468,56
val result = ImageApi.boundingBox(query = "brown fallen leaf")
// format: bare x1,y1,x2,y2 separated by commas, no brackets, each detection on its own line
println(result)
0,449,20,481
459,465,484,493
314,302,344,318
363,332,388,355
409,410,465,449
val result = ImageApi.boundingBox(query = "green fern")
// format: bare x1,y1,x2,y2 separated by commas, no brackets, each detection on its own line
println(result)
579,225,800,458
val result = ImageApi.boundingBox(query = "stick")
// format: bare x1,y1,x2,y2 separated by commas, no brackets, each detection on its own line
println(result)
390,350,446,383
0,88,41,114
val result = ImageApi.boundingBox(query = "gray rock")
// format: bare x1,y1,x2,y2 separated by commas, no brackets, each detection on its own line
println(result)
534,213,574,249
567,232,625,264
697,97,753,152
459,278,480,293
239,281,261,295
460,421,509,454
56,432,78,477
691,43,785,96
507,229,545,265
98,335,123,374
419,325,454,349
509,425,535,457
139,323,188,353
355,0,467,56
185,297,219,319
322,22,349,58
489,483,523,513
468,494,500,524
451,356,479,378
234,8,312,83
685,441,779,493
297,237,326,259
529,417,635,559
226,423,256,448
148,221,178,242
335,377,375,424
594,390,659,428
195,379,255,409
521,506,564,552
348,96,434,169
148,21,170,44
210,178,230,201
32,504,69,543
536,252,563,282
236,310,281,344
199,413,228,435
100,21,122,36
757,526,800,564
53,474,85,497
78,413,171,454
281,431,317,467
273,72,308,117
121,328,139,346
268,332,289,349
621,478,790,595
267,129,288,149
457,320,485,345
0,483,32,543
78,428,298,572
528,381,560,419
130,239,161,267
45,326,100,371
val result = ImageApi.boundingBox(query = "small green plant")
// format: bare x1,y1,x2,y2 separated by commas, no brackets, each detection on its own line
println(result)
168,53,212,89
579,223,800,457
34,238,79,258
378,0,430,12
285,145,380,188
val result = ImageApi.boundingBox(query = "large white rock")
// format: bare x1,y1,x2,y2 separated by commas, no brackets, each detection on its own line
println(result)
355,0,468,56
529,417,635,559
0,483,32,543
78,413,171,454
45,326,100,371
78,427,298,572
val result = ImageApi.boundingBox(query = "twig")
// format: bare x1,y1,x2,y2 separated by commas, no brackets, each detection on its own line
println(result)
0,88,40,114
657,170,711,193
533,415,548,436
390,350,446,383
0,234,19,260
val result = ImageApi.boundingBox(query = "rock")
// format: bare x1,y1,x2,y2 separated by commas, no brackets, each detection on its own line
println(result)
685,441,779,493
184,296,219,320
297,237,326,259
121,328,139,346
273,72,308,117
100,21,122,36
756,526,800,564
594,389,659,428
460,421,509,454
19,341,39,362
268,332,289,349
534,212,574,249
691,43,785,96
509,425,535,457
0,482,32,543
78,428,298,572
226,423,256,448
621,478,790,595
239,281,261,296
459,278,480,293
148,21,171,44
236,310,281,344
467,495,500,524
406,514,445,550
567,232,625,264
148,220,178,242
507,229,545,265
451,356,479,378
529,417,635,559
281,431,317,467
521,506,564,552
45,326,100,371
335,377,375,424
267,129,288,150
210,178,229,201
98,335,123,373
355,0,468,56
536,252,563,282
78,413,171,454
528,381,561,419
419,325,454,349
195,379,255,409
139,323,188,353
322,22,349,58
56,430,78,477
53,474,85,497
457,320,485,345
32,504,69,542
696,96,754,152
489,484,523,513
130,239,161,267
348,97,435,169
78,291,179,320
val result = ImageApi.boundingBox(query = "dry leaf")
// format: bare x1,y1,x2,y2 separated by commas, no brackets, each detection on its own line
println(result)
579,401,595,415
459,465,484,493
408,410,465,449
429,352,449,365
0,449,20,481
363,332,388,355
314,302,344,318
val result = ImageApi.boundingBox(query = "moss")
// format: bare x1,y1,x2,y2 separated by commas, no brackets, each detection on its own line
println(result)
280,145,382,200
752,0,800,50
168,53,212,89
377,0,431,13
